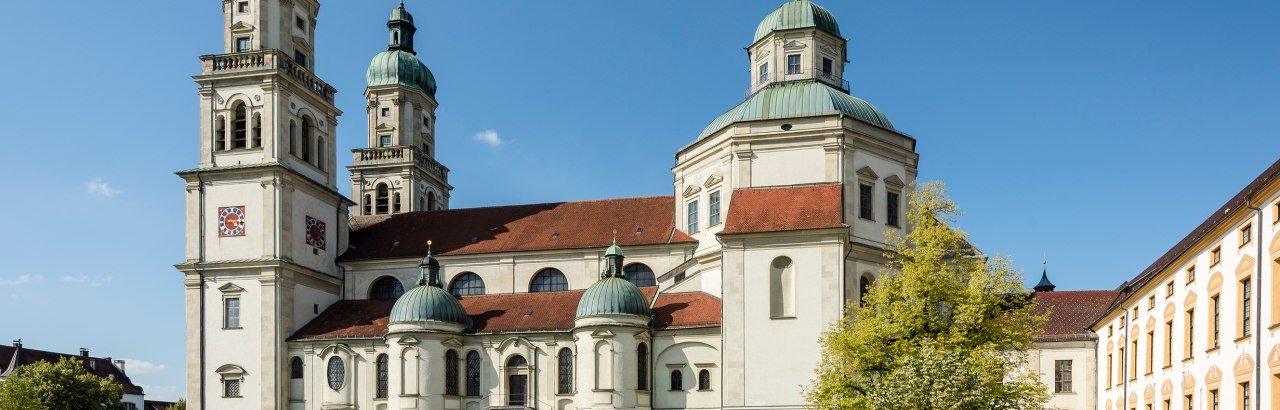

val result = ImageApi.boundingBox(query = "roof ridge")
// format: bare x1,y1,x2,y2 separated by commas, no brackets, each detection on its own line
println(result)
360,195,677,217
733,182,841,192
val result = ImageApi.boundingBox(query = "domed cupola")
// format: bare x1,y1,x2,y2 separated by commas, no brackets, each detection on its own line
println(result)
575,242,652,322
753,0,842,45
367,2,437,97
389,241,470,332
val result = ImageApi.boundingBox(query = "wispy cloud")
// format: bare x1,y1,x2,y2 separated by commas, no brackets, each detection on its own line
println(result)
120,359,167,376
473,129,503,147
60,275,113,287
138,384,180,401
0,274,43,286
86,179,122,198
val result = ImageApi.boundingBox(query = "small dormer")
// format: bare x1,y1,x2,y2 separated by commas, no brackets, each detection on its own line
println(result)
747,0,848,94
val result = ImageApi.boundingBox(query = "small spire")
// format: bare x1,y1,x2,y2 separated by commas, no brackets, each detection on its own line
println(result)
1033,258,1056,292
418,240,439,286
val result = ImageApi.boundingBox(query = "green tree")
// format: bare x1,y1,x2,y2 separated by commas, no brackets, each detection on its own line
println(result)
166,400,186,410
807,182,1050,409
0,357,125,410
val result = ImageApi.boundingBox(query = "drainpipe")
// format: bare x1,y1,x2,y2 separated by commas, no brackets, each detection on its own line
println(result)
196,170,208,410
1122,306,1129,410
1247,203,1262,405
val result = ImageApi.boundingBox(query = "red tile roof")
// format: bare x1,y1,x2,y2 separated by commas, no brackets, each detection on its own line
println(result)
342,196,696,261
145,400,177,410
720,183,845,235
290,288,722,340
0,344,144,395
1032,290,1120,342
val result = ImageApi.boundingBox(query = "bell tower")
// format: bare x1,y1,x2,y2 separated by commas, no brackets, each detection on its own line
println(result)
349,2,453,216
178,0,350,408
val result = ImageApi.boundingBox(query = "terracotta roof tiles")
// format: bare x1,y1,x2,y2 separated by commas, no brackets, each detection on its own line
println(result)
1032,290,1120,342
0,344,144,395
721,183,845,235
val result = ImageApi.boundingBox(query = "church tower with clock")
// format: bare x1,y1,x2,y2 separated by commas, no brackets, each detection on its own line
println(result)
175,0,351,408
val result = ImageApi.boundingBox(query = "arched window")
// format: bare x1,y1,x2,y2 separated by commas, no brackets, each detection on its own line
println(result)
465,351,481,396
289,356,303,379
288,120,297,155
375,354,389,398
670,370,683,391
418,196,425,210
557,348,573,394
215,116,227,151
231,103,248,149
251,113,261,148
449,273,486,297
859,274,874,306
698,369,710,391
594,341,613,390
636,343,648,390
392,192,401,213
444,350,459,396
507,355,527,368
375,184,390,214
363,194,373,216
624,263,656,287
315,137,325,171
300,116,313,162
530,268,568,292
369,276,404,300
427,191,437,210
326,356,345,391
770,256,795,318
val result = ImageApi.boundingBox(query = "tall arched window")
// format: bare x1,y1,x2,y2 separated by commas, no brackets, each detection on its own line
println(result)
369,276,404,300
444,350,459,396
288,120,297,155
770,256,795,318
363,194,373,216
530,268,568,292
859,274,874,306
624,263,656,287
300,116,313,162
557,348,573,394
392,192,402,213
250,113,261,148
315,137,325,171
697,369,710,391
375,184,390,214
669,370,683,391
449,273,486,297
231,103,248,149
636,343,648,390
507,355,528,406
594,341,613,390
375,354,389,398
427,191,437,210
215,115,227,151
289,356,303,379
465,351,481,396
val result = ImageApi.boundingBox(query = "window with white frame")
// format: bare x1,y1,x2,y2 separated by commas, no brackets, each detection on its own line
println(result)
708,191,721,226
786,54,801,74
687,200,699,234
1053,360,1072,393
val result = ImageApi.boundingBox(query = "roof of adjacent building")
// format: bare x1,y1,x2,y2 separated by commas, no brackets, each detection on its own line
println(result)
697,81,895,142
290,288,721,340
1109,157,1280,312
721,183,845,235
144,400,176,410
0,344,144,395
753,0,842,44
1032,290,1120,342
341,196,697,261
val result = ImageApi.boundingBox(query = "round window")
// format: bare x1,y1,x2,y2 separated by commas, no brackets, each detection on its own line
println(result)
326,356,345,391
781,124,793,131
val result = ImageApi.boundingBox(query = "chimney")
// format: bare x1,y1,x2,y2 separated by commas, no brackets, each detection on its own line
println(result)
80,348,89,358
11,339,20,348
114,359,126,374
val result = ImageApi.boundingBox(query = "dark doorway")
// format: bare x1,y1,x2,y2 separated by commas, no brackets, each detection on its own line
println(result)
508,374,527,406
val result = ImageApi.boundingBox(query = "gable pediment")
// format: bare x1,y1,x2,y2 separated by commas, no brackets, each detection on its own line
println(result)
374,123,396,133
703,174,724,188
856,166,878,180
783,40,807,50
229,22,255,33
590,329,615,339
218,283,245,294
683,185,702,198
883,175,905,188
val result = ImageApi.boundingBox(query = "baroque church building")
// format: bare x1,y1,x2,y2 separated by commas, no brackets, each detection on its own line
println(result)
178,1,919,409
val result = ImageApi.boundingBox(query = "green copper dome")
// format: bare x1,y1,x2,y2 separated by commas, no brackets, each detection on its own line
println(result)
753,0,842,44
389,284,470,326
697,80,894,141
367,50,437,97
576,277,652,319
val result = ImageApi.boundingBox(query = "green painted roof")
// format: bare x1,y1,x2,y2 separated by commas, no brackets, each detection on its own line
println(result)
367,50,437,97
390,3,413,23
697,80,893,141
575,277,652,319
389,284,470,326
605,243,624,257
753,0,842,44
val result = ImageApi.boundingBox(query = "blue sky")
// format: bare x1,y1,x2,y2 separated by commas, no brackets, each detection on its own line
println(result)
0,0,1276,401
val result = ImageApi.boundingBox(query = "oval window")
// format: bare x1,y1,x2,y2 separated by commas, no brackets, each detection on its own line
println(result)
326,356,345,391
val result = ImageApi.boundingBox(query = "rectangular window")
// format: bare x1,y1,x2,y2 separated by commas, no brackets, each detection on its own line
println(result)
235,37,251,52
379,135,392,147
709,191,721,227
224,379,241,397
886,191,900,227
224,298,241,329
687,200,699,234
1145,331,1154,374
1130,339,1138,380
1149,295,1156,310
1240,224,1252,246
1165,320,1173,367
1185,394,1193,410
1241,278,1252,337
1210,389,1219,410
1167,281,1175,297
1211,246,1221,266
1186,308,1195,358
786,54,802,74
422,143,430,155
237,1,249,13
1239,382,1250,410
1187,266,1196,283
758,63,769,84
859,184,874,220
381,108,390,117
296,16,306,30
1211,295,1221,348
1053,360,1072,393
293,51,307,68
822,58,833,76
1106,353,1113,385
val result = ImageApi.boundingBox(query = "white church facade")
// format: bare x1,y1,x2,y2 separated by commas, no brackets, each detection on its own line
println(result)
177,1,923,409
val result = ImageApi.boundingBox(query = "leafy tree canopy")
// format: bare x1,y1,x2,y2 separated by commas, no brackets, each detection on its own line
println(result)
0,357,126,410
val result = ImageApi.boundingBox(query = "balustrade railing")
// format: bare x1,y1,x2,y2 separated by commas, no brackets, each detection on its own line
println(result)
352,146,449,181
745,68,851,96
200,50,336,103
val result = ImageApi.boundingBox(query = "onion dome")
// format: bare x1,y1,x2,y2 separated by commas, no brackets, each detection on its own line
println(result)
576,242,652,319
1033,260,1056,292
697,80,893,141
753,0,842,44
366,2,437,97
389,244,470,327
